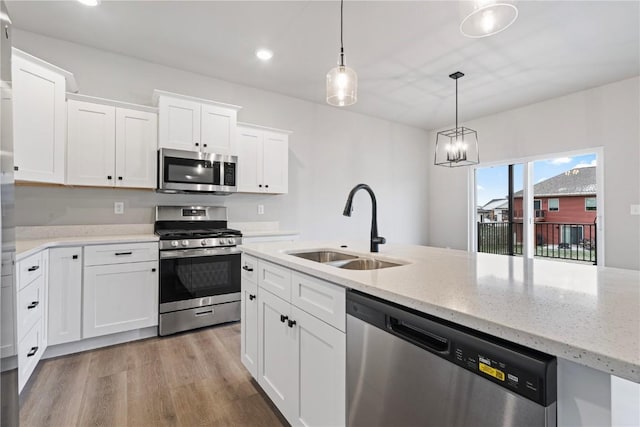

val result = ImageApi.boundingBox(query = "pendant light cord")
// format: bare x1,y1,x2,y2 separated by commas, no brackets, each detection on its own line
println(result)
339,0,345,66
455,77,458,132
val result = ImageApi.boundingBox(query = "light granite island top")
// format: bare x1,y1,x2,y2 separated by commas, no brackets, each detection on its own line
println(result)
240,240,640,383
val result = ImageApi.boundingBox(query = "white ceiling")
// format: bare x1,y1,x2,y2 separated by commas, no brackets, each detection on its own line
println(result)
6,1,640,130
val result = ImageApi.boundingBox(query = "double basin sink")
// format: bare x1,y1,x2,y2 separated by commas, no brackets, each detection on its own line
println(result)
289,250,405,270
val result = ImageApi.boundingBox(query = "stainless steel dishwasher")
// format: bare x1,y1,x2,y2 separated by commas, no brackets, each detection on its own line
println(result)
347,290,557,427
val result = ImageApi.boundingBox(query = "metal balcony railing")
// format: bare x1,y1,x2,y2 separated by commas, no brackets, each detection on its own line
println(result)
477,221,596,264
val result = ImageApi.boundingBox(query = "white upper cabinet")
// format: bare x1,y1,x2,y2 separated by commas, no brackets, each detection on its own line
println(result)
237,123,290,194
12,51,67,184
115,108,157,188
66,95,158,189
154,90,241,155
67,100,116,187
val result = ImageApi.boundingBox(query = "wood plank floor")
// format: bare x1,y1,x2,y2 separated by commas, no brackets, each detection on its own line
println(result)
20,323,288,427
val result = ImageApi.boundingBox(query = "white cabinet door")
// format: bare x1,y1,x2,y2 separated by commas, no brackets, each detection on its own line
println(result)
48,247,82,346
1,285,16,357
291,306,346,427
158,96,200,151
115,108,157,188
12,54,66,184
83,261,158,338
258,288,296,421
66,100,116,186
262,131,289,194
201,103,237,155
237,126,263,192
241,279,258,378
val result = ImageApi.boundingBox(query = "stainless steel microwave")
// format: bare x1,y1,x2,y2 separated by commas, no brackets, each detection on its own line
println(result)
158,148,237,194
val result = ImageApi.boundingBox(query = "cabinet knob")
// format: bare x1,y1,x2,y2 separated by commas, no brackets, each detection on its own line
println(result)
203,144,207,148
287,319,297,328
265,184,269,188
13,166,18,171
72,255,78,260
195,143,199,147
280,314,288,323
151,268,156,272
258,184,262,188
118,176,123,180
107,175,113,180
249,294,256,301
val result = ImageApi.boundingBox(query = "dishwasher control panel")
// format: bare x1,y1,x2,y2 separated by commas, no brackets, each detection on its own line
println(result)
453,344,544,404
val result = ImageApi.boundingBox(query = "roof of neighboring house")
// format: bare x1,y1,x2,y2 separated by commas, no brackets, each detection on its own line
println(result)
514,166,596,198
480,198,508,210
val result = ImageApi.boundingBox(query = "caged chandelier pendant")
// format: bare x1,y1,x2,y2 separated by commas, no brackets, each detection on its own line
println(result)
326,0,357,107
434,71,479,167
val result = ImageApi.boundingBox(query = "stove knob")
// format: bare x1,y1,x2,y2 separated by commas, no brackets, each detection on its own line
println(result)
181,240,189,247
227,238,235,245
201,239,208,246
171,240,179,248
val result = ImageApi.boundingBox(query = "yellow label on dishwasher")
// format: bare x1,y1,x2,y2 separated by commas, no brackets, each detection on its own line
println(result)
479,362,505,381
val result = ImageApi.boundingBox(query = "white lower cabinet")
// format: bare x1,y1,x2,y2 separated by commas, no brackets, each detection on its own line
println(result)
48,247,82,346
241,274,258,377
245,256,346,427
83,261,158,338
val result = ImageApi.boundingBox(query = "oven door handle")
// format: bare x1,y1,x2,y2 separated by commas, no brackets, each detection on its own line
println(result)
160,247,241,259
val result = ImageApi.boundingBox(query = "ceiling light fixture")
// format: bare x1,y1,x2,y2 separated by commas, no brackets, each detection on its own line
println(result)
256,49,273,61
326,0,357,107
77,0,100,6
434,72,479,167
460,1,518,38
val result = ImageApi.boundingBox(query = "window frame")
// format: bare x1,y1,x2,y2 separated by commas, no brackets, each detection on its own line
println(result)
585,197,597,211
548,198,560,212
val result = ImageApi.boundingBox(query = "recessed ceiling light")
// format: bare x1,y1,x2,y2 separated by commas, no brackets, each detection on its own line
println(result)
77,0,100,6
256,49,274,61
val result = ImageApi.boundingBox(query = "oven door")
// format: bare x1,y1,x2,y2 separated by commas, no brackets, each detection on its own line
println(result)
158,148,237,193
159,247,241,313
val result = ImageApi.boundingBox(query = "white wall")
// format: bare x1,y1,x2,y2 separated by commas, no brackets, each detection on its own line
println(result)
427,77,640,270
13,30,430,245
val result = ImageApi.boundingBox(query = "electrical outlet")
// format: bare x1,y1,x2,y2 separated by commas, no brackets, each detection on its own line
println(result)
257,204,264,215
114,202,124,215
631,204,640,216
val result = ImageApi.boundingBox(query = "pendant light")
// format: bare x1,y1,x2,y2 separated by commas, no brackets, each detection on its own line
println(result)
434,72,479,167
326,0,357,107
460,1,518,38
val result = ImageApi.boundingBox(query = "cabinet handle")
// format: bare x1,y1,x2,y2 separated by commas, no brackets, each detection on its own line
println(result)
242,265,254,272
27,346,38,357
115,252,133,256
118,176,123,180
280,314,288,323
249,294,256,301
72,255,79,260
27,265,39,272
107,175,113,180
27,301,39,309
288,319,297,328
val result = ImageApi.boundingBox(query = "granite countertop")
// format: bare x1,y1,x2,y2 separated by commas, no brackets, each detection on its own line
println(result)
240,240,640,383
16,234,159,260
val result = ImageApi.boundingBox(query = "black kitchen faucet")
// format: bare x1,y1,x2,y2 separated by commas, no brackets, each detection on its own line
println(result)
343,183,386,253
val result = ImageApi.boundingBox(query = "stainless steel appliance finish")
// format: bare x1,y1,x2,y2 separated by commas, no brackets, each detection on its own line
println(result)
0,2,19,424
156,206,242,336
347,291,557,427
158,301,241,337
158,148,237,194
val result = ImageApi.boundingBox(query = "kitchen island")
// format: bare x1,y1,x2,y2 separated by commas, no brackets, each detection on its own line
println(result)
240,240,640,426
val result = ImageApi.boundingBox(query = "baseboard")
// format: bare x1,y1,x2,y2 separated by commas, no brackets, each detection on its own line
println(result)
42,326,158,359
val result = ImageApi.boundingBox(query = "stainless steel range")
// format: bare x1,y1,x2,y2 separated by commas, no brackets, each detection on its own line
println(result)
155,206,242,336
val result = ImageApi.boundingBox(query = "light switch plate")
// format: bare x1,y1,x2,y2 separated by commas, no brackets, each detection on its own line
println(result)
631,204,640,216
257,204,264,215
114,202,124,215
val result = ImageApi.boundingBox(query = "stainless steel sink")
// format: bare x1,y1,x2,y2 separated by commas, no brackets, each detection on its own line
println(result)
288,250,404,270
334,258,402,270
289,250,358,263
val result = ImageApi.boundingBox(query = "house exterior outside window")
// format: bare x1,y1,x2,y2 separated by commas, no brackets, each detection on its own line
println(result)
548,198,559,211
585,197,597,211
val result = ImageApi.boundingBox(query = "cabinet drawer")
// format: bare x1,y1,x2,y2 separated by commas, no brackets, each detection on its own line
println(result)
18,251,43,290
17,274,44,340
258,260,291,302
18,320,44,393
84,242,158,266
291,272,346,332
241,254,258,283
